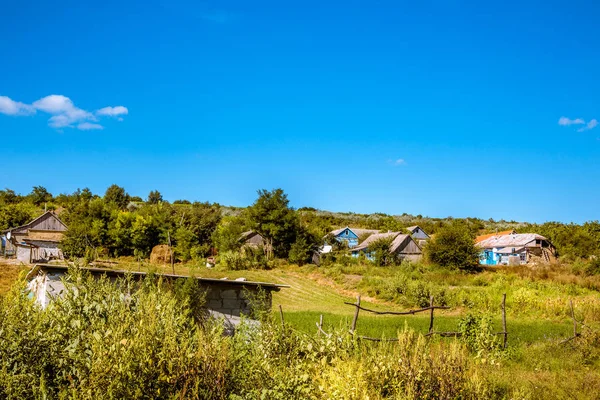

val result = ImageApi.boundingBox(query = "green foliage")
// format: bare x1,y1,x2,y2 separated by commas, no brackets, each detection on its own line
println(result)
368,236,395,267
0,202,39,231
147,190,163,204
213,216,246,253
103,184,130,210
288,230,318,266
458,313,504,359
28,186,52,206
247,189,299,258
425,222,480,270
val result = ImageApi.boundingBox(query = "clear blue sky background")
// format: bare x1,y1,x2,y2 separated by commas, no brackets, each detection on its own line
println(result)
1,0,598,223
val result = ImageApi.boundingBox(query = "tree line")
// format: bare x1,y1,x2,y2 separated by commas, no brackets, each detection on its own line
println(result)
1,186,600,266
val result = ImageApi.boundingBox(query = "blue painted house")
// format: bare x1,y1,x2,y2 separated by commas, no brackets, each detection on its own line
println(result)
328,227,380,248
476,233,556,265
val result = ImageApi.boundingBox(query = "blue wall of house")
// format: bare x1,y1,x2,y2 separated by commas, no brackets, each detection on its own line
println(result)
335,228,359,248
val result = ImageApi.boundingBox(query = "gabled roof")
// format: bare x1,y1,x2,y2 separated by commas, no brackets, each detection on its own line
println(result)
3,211,68,234
351,231,422,255
330,226,380,238
351,231,399,252
405,226,419,232
475,230,515,244
389,234,414,253
476,233,549,249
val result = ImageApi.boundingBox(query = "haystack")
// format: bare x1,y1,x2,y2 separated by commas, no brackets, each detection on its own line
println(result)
150,244,172,264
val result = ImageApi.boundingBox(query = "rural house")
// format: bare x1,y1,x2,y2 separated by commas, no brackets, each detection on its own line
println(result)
476,232,556,265
327,227,381,249
350,231,422,262
27,264,287,333
2,211,68,263
405,225,430,246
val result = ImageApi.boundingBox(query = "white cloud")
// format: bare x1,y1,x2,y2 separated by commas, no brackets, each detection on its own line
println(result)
559,116,598,133
0,95,35,116
558,116,585,126
33,95,94,128
96,106,128,117
0,93,128,131
577,119,598,132
77,122,104,130
388,158,407,166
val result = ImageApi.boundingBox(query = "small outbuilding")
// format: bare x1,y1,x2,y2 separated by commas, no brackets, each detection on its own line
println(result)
27,264,288,333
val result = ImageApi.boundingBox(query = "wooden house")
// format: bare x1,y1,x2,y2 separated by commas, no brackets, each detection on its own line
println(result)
350,231,422,262
405,225,430,246
2,211,67,263
328,227,380,249
476,232,556,265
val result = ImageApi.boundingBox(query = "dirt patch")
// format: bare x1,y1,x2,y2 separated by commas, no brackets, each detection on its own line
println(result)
0,261,29,294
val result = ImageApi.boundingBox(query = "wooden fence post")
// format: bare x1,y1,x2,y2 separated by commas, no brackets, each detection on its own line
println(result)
279,304,285,328
317,314,323,336
351,295,361,334
428,295,434,334
570,300,577,338
502,293,507,349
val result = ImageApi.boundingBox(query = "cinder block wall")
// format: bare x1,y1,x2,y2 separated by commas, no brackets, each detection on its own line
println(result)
204,284,273,317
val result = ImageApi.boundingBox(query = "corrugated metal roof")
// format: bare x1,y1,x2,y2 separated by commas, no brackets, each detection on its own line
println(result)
475,230,515,243
476,233,548,249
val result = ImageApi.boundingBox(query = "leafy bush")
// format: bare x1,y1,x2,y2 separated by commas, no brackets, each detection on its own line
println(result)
0,270,497,399
425,222,480,271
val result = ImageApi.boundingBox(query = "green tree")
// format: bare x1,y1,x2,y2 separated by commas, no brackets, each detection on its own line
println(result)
368,236,396,267
104,185,130,210
147,190,163,204
0,188,20,205
246,189,299,258
425,222,480,270
213,216,246,253
288,231,318,266
0,203,39,231
29,186,52,206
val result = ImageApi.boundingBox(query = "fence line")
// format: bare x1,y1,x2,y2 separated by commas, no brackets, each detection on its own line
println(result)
311,294,591,347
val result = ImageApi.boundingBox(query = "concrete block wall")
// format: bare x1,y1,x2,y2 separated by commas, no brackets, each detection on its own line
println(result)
204,284,273,317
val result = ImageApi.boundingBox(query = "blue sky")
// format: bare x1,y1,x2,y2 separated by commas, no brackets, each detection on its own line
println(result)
1,0,599,223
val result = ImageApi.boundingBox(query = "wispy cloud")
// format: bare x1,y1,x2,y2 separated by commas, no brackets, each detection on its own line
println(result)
578,119,598,133
388,158,407,166
0,94,127,131
558,116,585,126
96,106,128,117
77,122,104,130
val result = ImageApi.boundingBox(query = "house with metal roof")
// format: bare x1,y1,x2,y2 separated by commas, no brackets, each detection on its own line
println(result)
476,232,556,265
350,231,422,262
